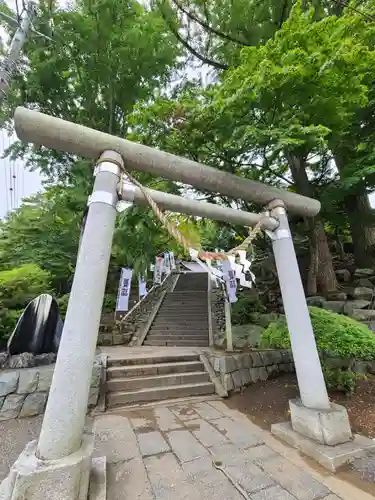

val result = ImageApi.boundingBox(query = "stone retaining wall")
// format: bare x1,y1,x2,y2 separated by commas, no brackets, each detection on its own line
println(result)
206,349,295,393
0,356,102,421
98,273,176,346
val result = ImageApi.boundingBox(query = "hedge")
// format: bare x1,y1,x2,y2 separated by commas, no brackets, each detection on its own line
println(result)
260,306,375,393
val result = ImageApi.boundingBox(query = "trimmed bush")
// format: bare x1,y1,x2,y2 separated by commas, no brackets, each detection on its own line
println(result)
0,264,51,309
260,306,375,393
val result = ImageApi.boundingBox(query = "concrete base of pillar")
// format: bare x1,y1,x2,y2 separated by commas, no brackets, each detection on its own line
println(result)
0,433,94,500
272,422,375,472
289,398,352,445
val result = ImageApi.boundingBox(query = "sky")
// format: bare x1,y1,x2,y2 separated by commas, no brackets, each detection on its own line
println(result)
0,0,374,220
0,0,43,219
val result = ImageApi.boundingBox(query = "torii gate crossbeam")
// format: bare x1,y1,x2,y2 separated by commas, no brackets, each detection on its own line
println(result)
14,106,320,217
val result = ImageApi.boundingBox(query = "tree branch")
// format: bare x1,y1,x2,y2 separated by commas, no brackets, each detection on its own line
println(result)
171,0,252,46
159,6,229,70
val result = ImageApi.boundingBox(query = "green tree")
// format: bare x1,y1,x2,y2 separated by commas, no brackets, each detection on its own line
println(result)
0,184,84,293
132,2,375,293
1,0,180,182
0,0,185,296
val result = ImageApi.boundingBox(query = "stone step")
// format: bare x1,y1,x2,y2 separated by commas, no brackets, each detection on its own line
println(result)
146,333,208,341
149,324,209,331
160,300,208,305
107,360,204,379
107,381,215,407
148,331,208,337
107,353,200,368
143,339,209,347
155,310,207,315
153,312,208,318
158,305,208,309
107,371,210,392
151,322,208,327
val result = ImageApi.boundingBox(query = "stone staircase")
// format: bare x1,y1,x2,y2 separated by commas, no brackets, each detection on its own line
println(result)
143,272,210,347
106,352,215,408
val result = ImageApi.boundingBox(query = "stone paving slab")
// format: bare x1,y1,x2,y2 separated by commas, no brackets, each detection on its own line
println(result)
251,485,297,500
184,418,229,448
93,414,140,463
212,416,265,448
154,407,182,431
107,457,154,500
167,429,209,463
321,496,343,500
211,446,276,494
183,456,244,500
191,401,223,420
255,453,330,500
171,405,201,421
145,452,200,500
211,442,279,462
137,431,170,457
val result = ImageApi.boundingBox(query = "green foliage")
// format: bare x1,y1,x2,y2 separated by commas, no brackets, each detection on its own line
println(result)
0,0,183,301
0,264,51,310
0,264,51,344
261,306,375,359
102,294,116,313
260,306,375,392
57,293,70,319
231,293,266,325
0,308,22,345
1,0,180,182
0,186,83,293
322,367,364,395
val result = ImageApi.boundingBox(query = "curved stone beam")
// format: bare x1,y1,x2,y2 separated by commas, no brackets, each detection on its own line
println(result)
14,106,321,217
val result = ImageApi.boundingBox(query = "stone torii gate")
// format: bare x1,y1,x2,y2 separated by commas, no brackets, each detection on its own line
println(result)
1,107,353,499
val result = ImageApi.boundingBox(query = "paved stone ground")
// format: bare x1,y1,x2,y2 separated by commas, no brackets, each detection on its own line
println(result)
1,399,373,499
93,400,368,500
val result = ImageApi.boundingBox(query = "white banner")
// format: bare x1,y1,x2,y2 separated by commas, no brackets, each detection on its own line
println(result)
154,256,163,284
169,251,176,270
163,252,171,275
222,259,238,303
116,267,133,312
138,275,148,298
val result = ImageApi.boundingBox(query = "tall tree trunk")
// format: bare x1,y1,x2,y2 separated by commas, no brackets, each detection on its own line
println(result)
345,194,375,268
335,154,375,268
286,152,337,294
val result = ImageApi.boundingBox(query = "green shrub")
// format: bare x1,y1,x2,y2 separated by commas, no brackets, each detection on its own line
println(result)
231,293,266,325
322,367,364,395
260,306,375,393
57,293,70,319
102,293,116,313
260,306,375,359
0,264,52,309
0,308,22,344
